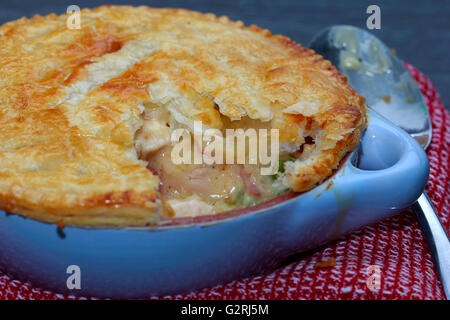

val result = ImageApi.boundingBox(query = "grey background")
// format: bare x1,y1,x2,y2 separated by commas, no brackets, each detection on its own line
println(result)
1,0,448,110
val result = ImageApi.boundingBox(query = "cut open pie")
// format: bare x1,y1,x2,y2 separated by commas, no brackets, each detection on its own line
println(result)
0,6,367,226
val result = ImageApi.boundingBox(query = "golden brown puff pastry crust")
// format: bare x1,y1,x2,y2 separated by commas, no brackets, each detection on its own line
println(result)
0,5,367,227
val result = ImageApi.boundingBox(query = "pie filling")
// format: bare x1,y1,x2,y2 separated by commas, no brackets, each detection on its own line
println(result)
135,103,315,218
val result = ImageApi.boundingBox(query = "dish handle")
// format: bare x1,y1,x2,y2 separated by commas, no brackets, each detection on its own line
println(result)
283,109,430,251
332,109,429,230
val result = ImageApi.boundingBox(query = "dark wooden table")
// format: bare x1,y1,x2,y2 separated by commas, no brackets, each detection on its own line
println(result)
1,0,448,109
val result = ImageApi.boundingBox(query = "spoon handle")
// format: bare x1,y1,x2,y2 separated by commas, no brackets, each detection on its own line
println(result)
413,192,450,299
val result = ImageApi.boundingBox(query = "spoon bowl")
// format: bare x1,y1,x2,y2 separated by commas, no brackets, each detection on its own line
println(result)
309,25,431,148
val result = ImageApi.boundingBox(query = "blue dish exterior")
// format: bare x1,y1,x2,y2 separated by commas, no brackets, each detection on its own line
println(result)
0,109,429,298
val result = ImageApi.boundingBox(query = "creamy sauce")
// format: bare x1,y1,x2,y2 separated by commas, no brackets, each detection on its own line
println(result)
147,146,285,217
331,27,391,74
135,105,289,218
334,28,362,71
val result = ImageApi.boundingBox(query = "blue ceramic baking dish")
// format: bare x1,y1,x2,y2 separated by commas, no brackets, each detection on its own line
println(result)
0,109,429,298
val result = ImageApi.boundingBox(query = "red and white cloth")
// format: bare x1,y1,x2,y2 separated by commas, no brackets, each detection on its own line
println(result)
0,63,448,300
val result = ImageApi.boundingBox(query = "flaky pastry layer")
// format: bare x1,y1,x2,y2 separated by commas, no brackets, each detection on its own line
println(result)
0,5,367,226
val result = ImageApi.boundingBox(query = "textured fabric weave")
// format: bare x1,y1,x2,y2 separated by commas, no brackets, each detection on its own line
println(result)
0,63,448,300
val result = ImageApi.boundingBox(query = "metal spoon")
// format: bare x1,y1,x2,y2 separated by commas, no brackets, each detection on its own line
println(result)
309,25,450,299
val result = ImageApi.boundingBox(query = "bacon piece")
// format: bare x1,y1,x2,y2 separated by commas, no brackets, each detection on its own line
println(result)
239,166,262,197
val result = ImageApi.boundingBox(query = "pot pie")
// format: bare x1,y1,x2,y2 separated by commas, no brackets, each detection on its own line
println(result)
0,6,367,227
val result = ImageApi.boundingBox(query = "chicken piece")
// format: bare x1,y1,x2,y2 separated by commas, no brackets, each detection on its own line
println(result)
167,197,215,217
135,119,171,159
